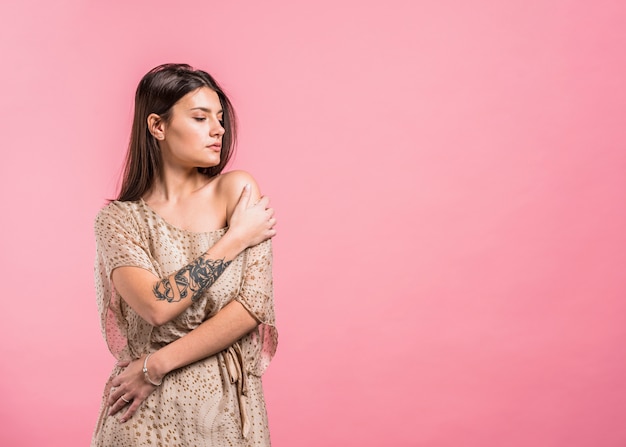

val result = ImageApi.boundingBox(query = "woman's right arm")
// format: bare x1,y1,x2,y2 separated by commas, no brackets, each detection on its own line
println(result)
110,184,275,326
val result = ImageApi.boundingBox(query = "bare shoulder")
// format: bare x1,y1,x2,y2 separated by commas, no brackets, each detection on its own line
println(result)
215,170,262,199
214,170,262,222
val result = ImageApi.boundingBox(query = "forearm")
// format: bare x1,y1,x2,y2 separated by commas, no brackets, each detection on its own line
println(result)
113,232,249,326
152,231,247,304
144,300,258,382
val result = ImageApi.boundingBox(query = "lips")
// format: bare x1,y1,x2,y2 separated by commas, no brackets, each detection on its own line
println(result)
207,143,222,151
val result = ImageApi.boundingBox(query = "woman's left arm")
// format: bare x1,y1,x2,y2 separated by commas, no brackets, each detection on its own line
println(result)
108,296,260,421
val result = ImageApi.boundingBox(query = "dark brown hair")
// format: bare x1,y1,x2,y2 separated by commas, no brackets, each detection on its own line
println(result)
117,63,237,201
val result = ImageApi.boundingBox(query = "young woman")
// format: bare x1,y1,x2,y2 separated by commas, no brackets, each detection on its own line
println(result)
92,64,278,446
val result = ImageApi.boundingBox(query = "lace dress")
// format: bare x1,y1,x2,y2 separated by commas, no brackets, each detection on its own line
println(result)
91,200,277,447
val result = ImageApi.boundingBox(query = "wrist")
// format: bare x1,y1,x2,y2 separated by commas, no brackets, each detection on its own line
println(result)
214,231,247,260
143,351,166,385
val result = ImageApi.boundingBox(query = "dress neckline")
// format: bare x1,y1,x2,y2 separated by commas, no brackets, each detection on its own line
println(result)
138,198,228,235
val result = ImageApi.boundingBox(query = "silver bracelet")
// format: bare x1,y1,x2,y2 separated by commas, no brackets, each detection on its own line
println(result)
142,353,163,386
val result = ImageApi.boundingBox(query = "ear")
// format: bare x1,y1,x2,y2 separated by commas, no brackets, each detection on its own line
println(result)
147,113,165,140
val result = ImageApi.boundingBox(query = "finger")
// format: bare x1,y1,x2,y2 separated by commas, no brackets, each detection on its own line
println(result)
108,396,129,417
235,184,251,210
254,195,270,209
108,385,126,405
112,392,134,414
108,393,119,407
116,360,130,368
119,398,143,423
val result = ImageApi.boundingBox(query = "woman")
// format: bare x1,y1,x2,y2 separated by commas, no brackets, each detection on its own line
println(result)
92,63,278,446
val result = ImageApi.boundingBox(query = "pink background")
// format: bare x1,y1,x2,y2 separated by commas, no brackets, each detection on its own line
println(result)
1,1,625,446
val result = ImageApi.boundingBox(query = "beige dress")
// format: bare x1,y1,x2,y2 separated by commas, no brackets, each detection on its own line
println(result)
92,200,277,447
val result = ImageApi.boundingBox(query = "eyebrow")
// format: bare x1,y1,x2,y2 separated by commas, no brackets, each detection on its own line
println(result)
189,107,223,114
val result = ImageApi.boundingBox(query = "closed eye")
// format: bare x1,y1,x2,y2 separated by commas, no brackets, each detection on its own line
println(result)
193,117,207,122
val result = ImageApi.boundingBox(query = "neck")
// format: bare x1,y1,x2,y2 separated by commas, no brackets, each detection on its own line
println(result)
145,165,209,203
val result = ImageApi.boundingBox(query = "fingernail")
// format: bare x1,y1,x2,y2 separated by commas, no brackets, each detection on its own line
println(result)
245,184,250,190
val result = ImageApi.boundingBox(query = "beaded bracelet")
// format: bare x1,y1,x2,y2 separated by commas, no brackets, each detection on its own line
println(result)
142,353,163,386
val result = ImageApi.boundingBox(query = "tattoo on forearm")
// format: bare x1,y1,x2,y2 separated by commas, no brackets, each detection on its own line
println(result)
153,276,175,301
153,256,232,303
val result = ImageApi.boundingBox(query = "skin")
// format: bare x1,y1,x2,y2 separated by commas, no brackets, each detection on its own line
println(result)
105,87,276,422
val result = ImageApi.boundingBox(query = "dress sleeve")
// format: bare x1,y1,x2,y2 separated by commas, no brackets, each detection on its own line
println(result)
236,239,278,376
94,203,155,279
94,203,155,359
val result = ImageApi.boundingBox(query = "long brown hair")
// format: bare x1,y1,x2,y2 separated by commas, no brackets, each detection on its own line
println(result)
117,63,237,201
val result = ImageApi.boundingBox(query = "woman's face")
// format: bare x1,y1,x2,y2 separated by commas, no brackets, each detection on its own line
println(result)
159,87,225,170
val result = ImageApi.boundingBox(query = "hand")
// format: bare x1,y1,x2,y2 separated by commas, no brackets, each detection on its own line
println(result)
107,356,158,423
228,184,277,248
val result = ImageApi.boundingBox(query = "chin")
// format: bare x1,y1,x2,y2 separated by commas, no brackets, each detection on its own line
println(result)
196,160,221,169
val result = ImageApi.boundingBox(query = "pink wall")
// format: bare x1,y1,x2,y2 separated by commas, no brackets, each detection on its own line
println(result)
1,1,625,446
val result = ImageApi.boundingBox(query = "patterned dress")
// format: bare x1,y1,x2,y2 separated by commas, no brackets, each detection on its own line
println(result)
92,199,277,446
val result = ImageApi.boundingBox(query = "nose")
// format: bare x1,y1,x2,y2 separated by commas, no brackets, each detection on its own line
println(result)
211,119,225,137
